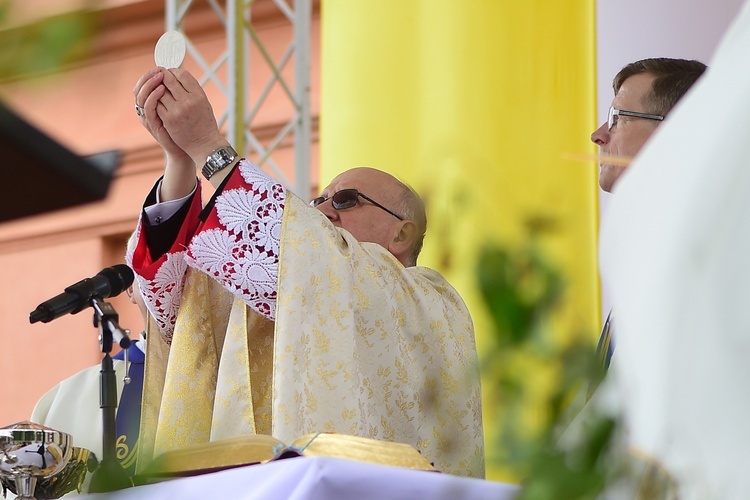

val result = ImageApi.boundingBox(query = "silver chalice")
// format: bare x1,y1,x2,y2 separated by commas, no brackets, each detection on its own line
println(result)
0,421,73,499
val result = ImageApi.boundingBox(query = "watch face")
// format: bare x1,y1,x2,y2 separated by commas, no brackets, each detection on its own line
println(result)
213,149,231,165
202,146,238,180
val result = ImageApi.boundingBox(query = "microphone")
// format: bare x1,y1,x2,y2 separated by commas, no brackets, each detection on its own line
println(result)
29,264,135,324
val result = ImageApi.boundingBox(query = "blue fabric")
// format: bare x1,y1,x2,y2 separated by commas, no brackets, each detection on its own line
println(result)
595,311,615,370
586,311,616,400
113,340,144,475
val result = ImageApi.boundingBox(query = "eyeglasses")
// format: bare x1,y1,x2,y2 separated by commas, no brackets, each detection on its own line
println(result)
310,188,404,220
608,106,664,131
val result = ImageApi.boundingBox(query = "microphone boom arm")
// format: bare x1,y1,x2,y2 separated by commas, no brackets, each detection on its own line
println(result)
91,296,131,351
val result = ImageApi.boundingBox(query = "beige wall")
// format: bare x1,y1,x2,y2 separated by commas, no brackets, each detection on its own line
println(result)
0,0,320,424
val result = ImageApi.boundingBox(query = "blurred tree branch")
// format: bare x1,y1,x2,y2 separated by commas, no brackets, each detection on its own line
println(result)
0,0,97,83
478,218,619,499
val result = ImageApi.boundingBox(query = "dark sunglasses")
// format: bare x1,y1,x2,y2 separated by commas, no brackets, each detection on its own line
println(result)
310,188,404,220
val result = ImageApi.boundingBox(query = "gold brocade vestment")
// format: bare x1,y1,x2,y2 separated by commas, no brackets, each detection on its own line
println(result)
136,194,485,478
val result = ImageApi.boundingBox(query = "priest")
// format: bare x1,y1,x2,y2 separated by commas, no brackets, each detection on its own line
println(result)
129,67,485,478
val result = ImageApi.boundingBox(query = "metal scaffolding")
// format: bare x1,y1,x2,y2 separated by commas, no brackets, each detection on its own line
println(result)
165,0,311,199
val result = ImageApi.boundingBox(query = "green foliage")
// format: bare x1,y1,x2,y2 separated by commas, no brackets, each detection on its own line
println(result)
478,223,618,499
478,233,564,347
0,2,96,81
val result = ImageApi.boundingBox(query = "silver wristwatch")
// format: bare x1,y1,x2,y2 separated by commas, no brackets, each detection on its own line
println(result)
201,145,238,180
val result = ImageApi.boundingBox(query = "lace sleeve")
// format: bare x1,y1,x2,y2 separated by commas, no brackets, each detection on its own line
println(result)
185,160,286,321
129,185,204,344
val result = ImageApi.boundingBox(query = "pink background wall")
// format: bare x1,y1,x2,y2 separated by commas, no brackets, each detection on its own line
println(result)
0,0,320,425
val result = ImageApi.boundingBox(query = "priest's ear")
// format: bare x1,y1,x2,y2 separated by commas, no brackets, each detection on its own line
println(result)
388,220,420,266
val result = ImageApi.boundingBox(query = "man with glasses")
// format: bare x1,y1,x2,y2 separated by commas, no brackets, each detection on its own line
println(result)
588,58,707,372
127,67,484,478
561,59,708,497
591,58,706,193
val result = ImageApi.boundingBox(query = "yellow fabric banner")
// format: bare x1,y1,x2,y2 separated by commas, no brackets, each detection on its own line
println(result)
321,0,598,481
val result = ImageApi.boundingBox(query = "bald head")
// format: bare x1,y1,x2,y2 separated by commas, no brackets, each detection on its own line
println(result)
315,168,427,267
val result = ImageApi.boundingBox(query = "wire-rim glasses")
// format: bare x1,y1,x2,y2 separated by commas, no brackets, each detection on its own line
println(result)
608,106,664,131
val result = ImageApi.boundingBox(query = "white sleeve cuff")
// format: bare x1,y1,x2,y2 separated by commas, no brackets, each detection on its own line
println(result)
144,179,197,225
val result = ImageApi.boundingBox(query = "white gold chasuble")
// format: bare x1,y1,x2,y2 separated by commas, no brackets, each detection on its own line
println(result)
135,166,484,478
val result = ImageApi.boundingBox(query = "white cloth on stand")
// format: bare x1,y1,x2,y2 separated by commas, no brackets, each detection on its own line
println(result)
599,1,750,497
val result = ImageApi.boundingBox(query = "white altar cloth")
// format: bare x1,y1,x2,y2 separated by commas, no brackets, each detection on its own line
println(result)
81,456,519,500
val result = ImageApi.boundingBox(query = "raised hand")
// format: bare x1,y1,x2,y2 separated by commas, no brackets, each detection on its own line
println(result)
133,69,191,164
154,68,229,166
133,68,195,201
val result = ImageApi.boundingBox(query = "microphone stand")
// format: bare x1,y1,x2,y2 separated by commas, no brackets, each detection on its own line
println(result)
87,296,133,493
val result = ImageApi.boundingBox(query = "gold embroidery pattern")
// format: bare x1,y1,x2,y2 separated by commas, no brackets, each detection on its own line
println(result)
138,192,484,479
274,196,485,477
116,435,138,470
